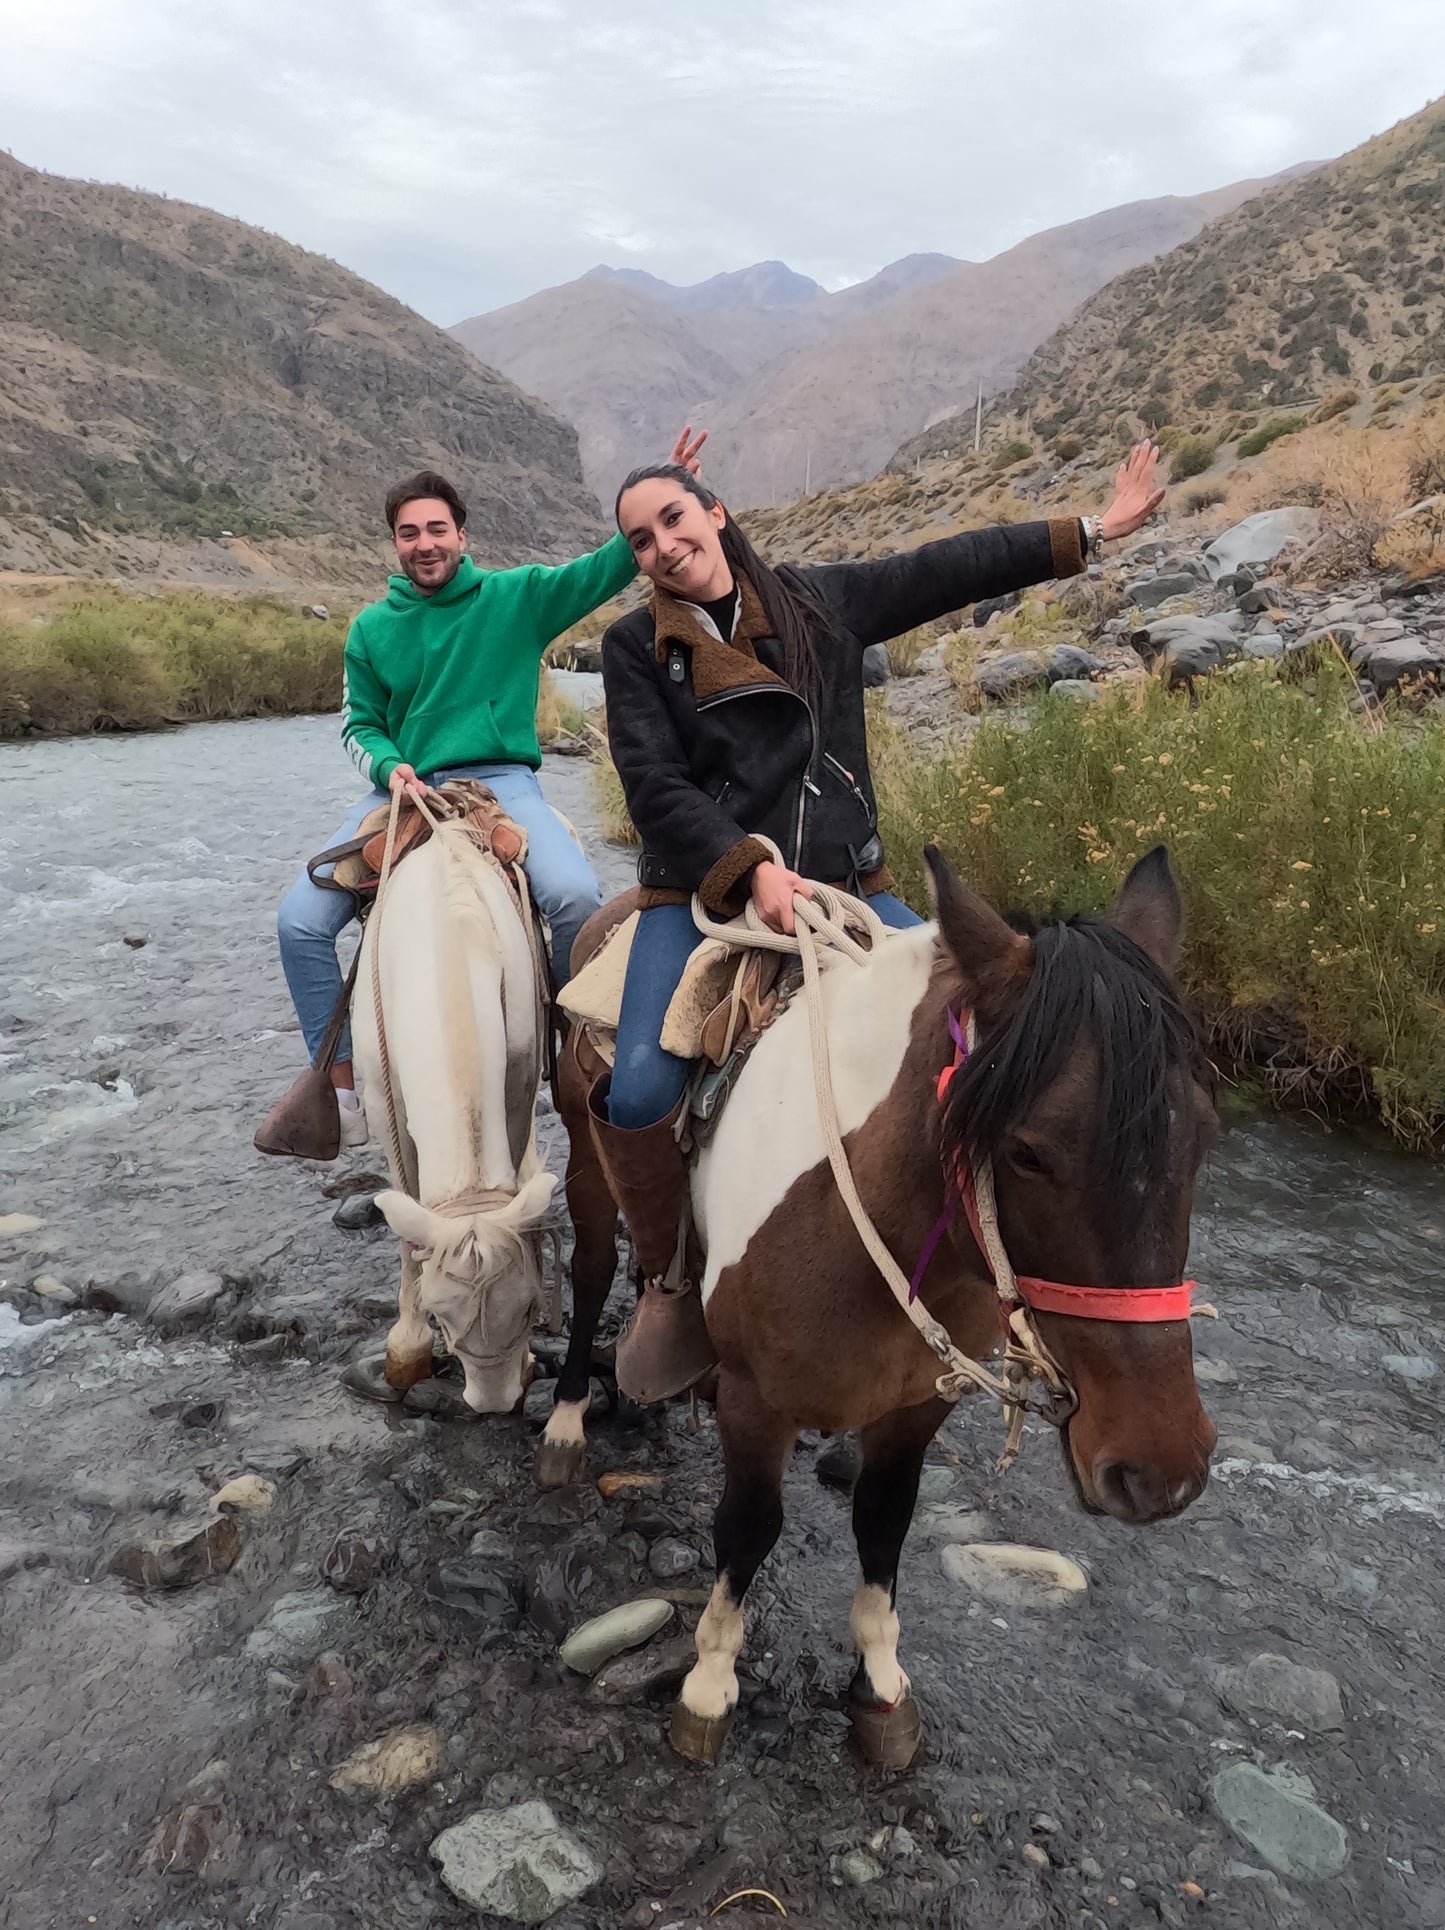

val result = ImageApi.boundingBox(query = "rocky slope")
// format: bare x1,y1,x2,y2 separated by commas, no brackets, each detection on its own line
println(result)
0,153,605,585
452,170,1311,508
996,97,1445,449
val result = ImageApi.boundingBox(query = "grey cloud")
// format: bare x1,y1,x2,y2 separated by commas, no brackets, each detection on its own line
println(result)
1,0,1442,322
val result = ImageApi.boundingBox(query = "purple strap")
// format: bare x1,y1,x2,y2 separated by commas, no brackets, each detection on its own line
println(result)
909,1002,970,1301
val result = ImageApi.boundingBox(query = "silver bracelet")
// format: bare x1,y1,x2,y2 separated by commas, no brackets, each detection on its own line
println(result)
1083,515,1105,557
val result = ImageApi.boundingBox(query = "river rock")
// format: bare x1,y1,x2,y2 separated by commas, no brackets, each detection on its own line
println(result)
1047,677,1102,700
427,1557,526,1637
145,1270,226,1334
975,651,1049,701
1241,632,1285,660
1237,579,1287,615
1203,508,1321,582
1162,634,1226,682
110,1514,242,1590
1126,573,1199,609
403,1376,475,1419
1361,640,1444,693
244,1445,309,1478
1047,644,1101,681
244,1588,352,1665
30,1274,77,1307
0,1213,46,1239
431,1801,601,1922
940,1542,1088,1607
647,1537,699,1580
590,1632,696,1705
330,1722,444,1798
83,1270,158,1315
559,1598,673,1675
318,1528,380,1590
862,643,891,687
839,1849,883,1886
1222,1653,1345,1732
333,1192,384,1231
1382,1353,1437,1383
212,1475,276,1515
1209,1764,1350,1879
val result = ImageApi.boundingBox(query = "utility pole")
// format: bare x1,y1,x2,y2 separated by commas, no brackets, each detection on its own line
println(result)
973,378,983,453
804,449,812,496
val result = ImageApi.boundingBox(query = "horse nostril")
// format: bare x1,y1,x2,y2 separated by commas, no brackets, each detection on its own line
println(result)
1094,1459,1162,1522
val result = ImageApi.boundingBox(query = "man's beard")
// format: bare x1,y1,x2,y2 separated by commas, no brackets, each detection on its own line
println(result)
403,552,463,593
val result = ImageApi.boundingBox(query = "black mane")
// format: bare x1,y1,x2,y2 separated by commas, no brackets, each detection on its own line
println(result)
941,916,1211,1216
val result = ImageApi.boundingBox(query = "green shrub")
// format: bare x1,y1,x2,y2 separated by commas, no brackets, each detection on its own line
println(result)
1169,434,1218,480
1181,484,1228,515
1237,415,1308,458
990,439,1032,469
876,660,1445,1149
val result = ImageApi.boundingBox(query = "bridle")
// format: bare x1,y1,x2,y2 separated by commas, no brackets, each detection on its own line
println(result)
913,1002,1200,1326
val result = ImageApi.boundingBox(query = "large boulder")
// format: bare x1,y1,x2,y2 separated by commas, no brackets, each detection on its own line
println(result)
1357,638,1445,694
975,651,1050,701
861,643,891,687
1124,572,1199,610
431,1802,601,1922
1203,508,1321,582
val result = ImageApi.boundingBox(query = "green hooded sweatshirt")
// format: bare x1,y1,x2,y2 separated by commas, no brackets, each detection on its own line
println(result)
340,534,635,789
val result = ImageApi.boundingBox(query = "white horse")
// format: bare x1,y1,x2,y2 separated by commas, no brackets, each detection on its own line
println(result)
352,818,556,1414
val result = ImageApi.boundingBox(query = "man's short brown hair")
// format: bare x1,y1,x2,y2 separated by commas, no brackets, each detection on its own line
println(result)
385,470,467,534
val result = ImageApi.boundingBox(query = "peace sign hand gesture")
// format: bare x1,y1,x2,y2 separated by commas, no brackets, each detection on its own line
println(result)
669,424,709,479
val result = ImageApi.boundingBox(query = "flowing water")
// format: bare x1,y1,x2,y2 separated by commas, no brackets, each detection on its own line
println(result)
1,714,1441,1930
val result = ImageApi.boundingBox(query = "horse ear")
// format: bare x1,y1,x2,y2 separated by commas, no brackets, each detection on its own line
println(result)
924,844,1029,1010
1111,845,1184,974
375,1190,442,1249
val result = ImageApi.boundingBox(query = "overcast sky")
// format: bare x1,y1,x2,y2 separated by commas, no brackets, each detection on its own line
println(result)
2,0,1442,324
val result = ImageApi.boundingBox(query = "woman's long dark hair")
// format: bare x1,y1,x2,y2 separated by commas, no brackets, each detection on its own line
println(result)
615,463,831,701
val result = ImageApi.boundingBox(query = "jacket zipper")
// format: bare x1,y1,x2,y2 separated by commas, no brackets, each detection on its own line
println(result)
694,682,817,868
823,750,873,821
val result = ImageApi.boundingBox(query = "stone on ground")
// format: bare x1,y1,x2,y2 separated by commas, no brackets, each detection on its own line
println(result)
589,1632,696,1705
1203,509,1321,581
1209,1763,1350,1879
109,1514,242,1590
430,1800,601,1922
559,1598,673,1675
244,1588,353,1665
940,1542,1088,1607
212,1475,277,1515
1222,1653,1345,1732
330,1723,444,1797
145,1271,226,1334
0,1213,45,1238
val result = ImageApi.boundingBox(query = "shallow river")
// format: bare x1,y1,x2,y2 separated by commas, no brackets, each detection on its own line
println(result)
1,714,1442,1930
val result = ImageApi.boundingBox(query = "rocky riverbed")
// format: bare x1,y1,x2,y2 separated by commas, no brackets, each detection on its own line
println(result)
2,714,1444,1929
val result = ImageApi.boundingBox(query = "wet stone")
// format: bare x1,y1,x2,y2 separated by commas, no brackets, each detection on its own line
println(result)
527,1543,602,1640
427,1557,525,1637
589,1632,696,1705
839,1849,883,1885
83,1270,158,1316
916,1464,955,1502
212,1474,276,1514
330,1722,445,1799
333,1192,384,1231
647,1536,699,1580
431,1801,602,1923
559,1598,674,1676
1222,1653,1345,1732
1383,1353,1437,1383
110,1513,243,1591
179,1399,225,1430
244,1444,308,1478
145,1801,237,1882
145,1270,226,1335
316,1528,383,1590
1209,1763,1350,1880
940,1542,1088,1607
404,1377,475,1419
244,1588,353,1666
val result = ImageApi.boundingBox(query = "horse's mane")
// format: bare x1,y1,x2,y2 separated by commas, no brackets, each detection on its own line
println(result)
941,915,1211,1221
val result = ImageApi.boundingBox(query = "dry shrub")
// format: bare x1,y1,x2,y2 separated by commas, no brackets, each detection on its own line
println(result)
1313,388,1359,424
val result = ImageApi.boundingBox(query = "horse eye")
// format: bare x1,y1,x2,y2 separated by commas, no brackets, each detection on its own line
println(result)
1008,1139,1048,1178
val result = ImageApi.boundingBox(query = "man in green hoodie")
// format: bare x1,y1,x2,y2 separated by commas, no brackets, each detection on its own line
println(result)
277,433,703,1147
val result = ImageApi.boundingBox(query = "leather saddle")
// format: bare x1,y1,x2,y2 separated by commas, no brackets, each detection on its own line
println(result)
312,780,527,902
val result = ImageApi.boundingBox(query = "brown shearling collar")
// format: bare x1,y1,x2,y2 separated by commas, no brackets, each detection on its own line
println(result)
650,570,788,699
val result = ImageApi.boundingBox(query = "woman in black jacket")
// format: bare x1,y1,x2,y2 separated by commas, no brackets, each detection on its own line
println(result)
592,445,1164,1402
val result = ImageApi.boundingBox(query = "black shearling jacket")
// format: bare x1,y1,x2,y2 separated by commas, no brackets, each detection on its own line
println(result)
602,517,1086,912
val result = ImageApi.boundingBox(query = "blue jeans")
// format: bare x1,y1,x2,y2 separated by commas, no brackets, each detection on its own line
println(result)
608,890,924,1130
277,762,602,1065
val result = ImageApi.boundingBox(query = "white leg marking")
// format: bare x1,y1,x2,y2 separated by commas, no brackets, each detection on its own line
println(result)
850,1577,910,1708
679,1578,745,1721
542,1395,589,1450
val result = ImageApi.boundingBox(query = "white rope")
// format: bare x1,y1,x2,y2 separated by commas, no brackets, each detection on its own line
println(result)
690,844,1072,1470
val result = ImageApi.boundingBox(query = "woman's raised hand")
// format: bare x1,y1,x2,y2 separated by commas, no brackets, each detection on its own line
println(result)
1099,440,1166,540
750,859,813,935
669,424,709,478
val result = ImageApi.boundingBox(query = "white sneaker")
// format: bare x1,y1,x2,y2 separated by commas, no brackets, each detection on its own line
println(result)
338,1093,369,1148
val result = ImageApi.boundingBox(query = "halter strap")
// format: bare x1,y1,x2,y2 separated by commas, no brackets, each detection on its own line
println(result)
913,1001,1199,1324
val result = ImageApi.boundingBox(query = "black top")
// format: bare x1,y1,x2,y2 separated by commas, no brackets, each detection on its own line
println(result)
603,518,1082,907
695,585,740,638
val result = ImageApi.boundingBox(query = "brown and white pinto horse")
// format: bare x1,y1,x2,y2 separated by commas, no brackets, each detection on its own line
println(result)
564,842,1218,1762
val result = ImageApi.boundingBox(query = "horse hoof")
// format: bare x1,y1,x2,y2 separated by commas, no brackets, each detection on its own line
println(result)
849,1692,922,1768
534,1437,587,1490
669,1701,734,1765
384,1342,436,1392
341,1348,406,1405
